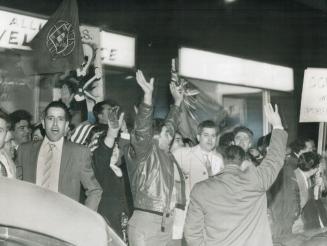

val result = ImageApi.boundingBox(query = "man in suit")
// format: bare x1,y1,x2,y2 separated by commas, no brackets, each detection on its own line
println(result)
17,101,102,211
173,120,224,194
172,120,224,242
184,104,288,246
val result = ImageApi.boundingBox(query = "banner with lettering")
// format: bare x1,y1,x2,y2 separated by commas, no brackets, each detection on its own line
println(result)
0,9,46,50
300,68,327,122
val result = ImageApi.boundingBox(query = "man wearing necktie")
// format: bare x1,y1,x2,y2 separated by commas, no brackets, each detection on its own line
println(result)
17,101,102,211
172,120,224,243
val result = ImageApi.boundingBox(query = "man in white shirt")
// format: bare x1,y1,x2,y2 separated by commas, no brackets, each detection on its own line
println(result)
17,101,102,211
172,120,224,241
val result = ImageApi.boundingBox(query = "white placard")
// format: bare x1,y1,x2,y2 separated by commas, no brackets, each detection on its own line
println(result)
0,9,47,50
178,47,294,92
100,31,135,68
300,68,327,123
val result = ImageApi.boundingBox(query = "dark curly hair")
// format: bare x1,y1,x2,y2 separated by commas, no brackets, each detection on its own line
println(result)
298,151,320,172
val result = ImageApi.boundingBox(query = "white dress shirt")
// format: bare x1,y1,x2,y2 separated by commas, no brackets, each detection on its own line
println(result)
36,137,63,192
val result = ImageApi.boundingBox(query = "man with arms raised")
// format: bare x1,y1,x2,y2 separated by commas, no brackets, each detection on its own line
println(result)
126,70,186,246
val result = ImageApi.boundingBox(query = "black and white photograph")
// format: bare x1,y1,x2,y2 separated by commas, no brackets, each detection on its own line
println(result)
0,0,327,245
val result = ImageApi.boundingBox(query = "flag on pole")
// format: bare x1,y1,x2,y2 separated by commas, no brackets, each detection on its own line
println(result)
29,0,84,74
171,59,227,142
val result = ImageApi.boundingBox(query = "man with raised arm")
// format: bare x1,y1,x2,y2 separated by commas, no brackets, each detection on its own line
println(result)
184,104,288,246
126,70,186,246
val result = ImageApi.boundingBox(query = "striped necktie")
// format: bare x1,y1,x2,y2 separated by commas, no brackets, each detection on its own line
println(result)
41,143,55,188
0,160,7,177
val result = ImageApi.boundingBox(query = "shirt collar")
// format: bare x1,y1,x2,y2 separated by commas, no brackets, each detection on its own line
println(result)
43,136,64,149
198,146,213,156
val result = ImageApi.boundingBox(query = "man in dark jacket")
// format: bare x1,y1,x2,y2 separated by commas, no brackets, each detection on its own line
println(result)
126,70,186,246
92,110,132,239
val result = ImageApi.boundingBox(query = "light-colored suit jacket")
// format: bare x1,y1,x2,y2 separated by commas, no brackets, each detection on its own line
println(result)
173,145,224,198
172,145,224,239
16,139,102,211
184,129,288,246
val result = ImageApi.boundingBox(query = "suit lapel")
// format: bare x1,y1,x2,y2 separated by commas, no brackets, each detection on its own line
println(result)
29,141,43,183
59,140,71,189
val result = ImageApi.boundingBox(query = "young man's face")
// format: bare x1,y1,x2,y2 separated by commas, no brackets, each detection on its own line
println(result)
170,133,185,152
0,118,8,149
304,140,316,153
158,126,173,152
197,127,217,152
98,104,111,124
42,107,69,142
13,120,31,145
234,132,252,152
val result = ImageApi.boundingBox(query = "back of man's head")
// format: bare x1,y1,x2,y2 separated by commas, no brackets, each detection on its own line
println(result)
224,145,245,166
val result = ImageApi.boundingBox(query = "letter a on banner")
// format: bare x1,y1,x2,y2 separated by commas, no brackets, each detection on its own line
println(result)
29,0,84,74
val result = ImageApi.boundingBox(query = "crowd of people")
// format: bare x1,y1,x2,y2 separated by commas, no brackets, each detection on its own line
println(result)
1,69,327,246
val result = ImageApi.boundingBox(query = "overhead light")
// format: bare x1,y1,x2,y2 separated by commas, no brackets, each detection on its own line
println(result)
224,0,237,3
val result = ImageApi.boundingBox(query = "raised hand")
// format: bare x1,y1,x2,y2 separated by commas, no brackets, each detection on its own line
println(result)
264,104,283,129
170,82,183,106
107,111,125,139
107,106,120,129
136,70,154,105
120,119,128,133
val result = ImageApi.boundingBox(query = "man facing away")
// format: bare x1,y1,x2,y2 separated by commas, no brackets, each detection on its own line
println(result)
126,70,186,246
184,104,288,246
16,101,102,211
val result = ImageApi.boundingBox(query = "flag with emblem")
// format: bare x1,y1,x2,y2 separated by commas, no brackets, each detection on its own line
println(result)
29,0,84,74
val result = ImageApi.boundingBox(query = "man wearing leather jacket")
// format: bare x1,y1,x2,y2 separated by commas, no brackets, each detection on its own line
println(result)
126,70,186,246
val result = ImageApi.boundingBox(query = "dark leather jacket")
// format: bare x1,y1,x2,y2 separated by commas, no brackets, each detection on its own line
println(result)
126,102,186,215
